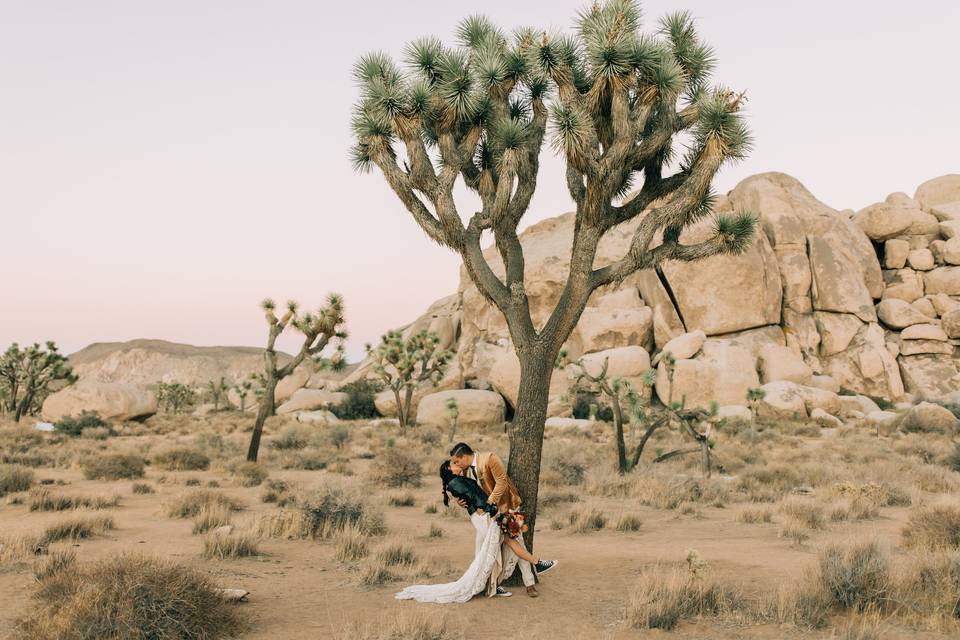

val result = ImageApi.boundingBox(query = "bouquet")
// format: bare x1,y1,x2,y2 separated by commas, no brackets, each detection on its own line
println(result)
494,509,528,539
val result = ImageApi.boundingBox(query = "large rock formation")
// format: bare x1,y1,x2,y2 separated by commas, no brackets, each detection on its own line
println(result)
42,381,158,422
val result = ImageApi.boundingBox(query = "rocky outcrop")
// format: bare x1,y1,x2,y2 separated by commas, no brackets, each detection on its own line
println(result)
276,389,349,415
416,389,506,430
42,382,158,422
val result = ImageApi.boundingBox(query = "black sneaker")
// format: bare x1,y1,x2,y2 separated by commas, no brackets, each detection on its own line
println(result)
535,559,558,574
494,586,512,597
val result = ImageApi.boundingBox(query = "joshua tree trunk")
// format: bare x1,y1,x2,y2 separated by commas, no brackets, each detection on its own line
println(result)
402,385,415,428
246,377,277,462
15,391,33,422
609,390,628,473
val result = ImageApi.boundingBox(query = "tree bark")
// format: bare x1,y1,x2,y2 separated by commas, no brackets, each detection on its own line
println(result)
246,377,277,462
609,391,628,473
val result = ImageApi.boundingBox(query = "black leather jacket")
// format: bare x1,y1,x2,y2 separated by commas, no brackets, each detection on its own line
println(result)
446,476,498,517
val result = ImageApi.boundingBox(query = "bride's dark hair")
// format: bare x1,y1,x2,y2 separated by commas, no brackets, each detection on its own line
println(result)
439,460,456,507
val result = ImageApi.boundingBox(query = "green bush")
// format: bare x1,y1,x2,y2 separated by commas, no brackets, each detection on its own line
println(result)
571,391,613,421
54,412,111,438
330,380,382,420
82,454,145,480
152,448,210,471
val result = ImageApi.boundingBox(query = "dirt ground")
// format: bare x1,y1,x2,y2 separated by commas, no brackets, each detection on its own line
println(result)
1,413,958,639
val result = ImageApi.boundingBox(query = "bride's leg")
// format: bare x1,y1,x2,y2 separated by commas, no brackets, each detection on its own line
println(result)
504,536,537,564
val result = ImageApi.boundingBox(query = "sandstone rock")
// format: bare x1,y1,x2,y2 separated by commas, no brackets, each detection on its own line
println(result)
931,202,960,222
839,394,881,417
758,344,812,385
487,347,571,417
654,342,759,410
774,244,813,312
416,390,506,430
853,203,911,240
795,385,842,416
940,220,960,239
820,323,904,401
886,192,914,206
576,293,653,354
930,240,946,263
866,410,899,436
706,325,788,359
899,402,959,433
653,330,705,365
923,267,960,295
943,238,960,265
811,407,843,429
898,354,960,398
782,310,821,360
294,410,341,425
900,324,948,341
910,297,938,319
907,249,935,271
899,340,953,356
906,210,942,235
929,294,960,317
756,381,807,419
943,309,960,339
876,299,931,329
808,375,840,394
545,417,596,432
882,269,924,303
651,303,684,350
815,312,863,356
275,366,312,403
914,175,960,212
716,405,752,422
41,382,157,422
276,389,348,415
808,234,877,321
883,239,910,269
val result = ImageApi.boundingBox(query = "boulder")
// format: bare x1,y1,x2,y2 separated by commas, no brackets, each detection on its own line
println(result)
906,210,942,235
416,390,506,430
943,238,960,265
715,405,753,422
910,297,938,319
907,249,935,271
914,175,960,212
883,239,910,269
811,408,843,429
808,235,877,321
575,291,653,354
41,382,157,422
756,381,808,420
929,294,959,317
899,402,959,433
545,417,596,432
853,202,911,241
866,410,899,436
900,324,948,341
653,330,706,365
795,385,842,416
820,323,904,401
580,345,652,380
942,309,960,339
488,347,571,417
876,299,932,329
274,365,312,403
923,267,960,295
815,312,864,356
939,220,960,239
839,394,881,417
276,389,348,415
654,342,759,410
808,375,840,394
757,344,812,385
898,355,960,398
899,340,953,356
295,410,341,425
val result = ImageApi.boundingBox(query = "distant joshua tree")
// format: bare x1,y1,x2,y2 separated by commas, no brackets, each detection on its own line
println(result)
246,296,346,462
0,341,76,421
367,330,452,429
351,0,756,547
446,397,460,442
156,382,197,414
232,377,257,413
206,376,231,411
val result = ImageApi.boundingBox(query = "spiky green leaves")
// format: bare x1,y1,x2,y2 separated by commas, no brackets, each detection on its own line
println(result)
659,12,715,93
549,103,593,158
713,211,757,255
692,88,752,160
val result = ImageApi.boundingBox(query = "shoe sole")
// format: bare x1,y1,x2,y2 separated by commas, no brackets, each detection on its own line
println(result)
536,560,558,575
495,591,512,597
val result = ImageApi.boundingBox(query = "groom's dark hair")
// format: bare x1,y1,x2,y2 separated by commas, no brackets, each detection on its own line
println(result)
449,442,473,457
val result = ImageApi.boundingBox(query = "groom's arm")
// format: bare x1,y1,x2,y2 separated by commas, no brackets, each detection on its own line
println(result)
486,453,510,506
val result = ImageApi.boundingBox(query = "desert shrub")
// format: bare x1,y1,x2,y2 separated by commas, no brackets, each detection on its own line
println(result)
329,425,352,449
33,550,76,582
368,449,422,488
616,514,642,532
778,498,826,530
131,482,155,494
423,503,438,514
571,390,613,421
42,515,114,543
889,551,960,624
334,610,453,640
269,424,311,450
428,524,444,538
0,534,43,563
539,490,580,509
192,505,233,534
627,565,743,630
551,459,587,486
261,479,295,507
229,461,268,487
28,488,119,511
902,506,960,550
946,444,960,473
12,553,246,639
54,411,110,438
736,506,773,524
0,464,33,496
82,453,145,480
185,478,201,486
80,427,111,440
816,541,889,611
201,531,260,559
334,525,369,562
388,492,415,507
279,449,327,470
778,518,811,546
377,540,417,567
568,507,607,533
165,490,243,519
913,465,960,493
297,483,386,539
416,426,442,447
152,448,210,471
358,563,396,587
331,379,382,420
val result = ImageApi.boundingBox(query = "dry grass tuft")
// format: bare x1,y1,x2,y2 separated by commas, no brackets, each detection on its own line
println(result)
201,531,261,559
42,514,114,543
81,453,145,480
28,488,119,512
387,492,415,507
902,505,960,550
615,514,642,532
131,482,155,494
367,448,422,488
192,504,233,534
627,565,744,630
335,609,452,639
165,490,243,519
778,498,825,530
334,525,369,562
12,553,247,639
376,540,417,567
228,460,269,487
0,464,33,496
152,447,210,471
567,507,607,533
736,505,773,524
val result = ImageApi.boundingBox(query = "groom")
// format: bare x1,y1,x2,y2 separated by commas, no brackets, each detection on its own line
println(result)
449,442,557,597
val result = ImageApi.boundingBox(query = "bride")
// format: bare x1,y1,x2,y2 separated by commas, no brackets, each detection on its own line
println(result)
394,459,543,603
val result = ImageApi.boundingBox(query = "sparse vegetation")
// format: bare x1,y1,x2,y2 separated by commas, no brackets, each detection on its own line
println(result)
367,330,452,429
153,447,210,471
81,453,145,480
201,530,261,559
0,464,33,496
165,490,243,519
902,505,960,550
42,514,114,542
28,488,119,511
132,482,154,494
54,411,111,437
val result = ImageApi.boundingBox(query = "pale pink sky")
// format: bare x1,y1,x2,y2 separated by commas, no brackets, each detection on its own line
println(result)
2,1,958,360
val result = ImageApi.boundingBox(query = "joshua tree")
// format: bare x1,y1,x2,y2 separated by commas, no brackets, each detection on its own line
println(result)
352,0,755,548
156,382,196,414
247,296,346,462
206,377,231,411
367,330,452,429
746,386,765,421
233,377,256,413
446,397,460,442
0,341,77,421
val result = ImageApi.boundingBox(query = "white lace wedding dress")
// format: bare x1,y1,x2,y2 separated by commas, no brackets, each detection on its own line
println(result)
395,510,504,604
